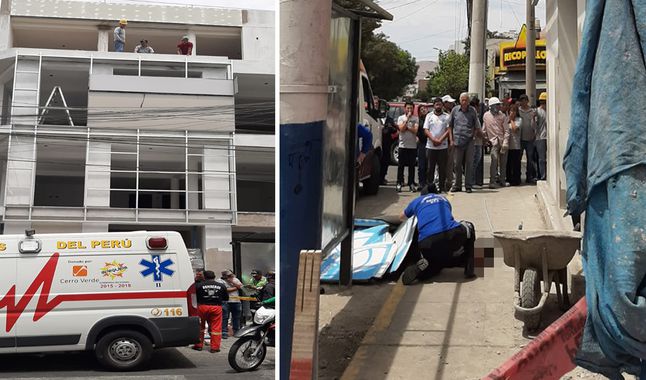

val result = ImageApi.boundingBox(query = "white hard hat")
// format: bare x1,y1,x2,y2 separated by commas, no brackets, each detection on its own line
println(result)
442,95,456,103
488,97,502,106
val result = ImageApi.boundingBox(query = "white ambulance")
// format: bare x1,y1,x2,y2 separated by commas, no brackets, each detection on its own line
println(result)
0,230,200,371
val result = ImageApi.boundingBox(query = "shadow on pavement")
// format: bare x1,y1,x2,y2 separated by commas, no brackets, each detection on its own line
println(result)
0,347,196,374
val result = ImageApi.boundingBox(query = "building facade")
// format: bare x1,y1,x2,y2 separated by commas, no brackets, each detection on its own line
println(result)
0,0,275,277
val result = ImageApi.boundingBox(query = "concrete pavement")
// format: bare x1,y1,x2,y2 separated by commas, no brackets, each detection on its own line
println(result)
319,157,607,379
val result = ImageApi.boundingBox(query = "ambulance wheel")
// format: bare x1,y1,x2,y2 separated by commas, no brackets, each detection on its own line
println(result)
95,329,153,371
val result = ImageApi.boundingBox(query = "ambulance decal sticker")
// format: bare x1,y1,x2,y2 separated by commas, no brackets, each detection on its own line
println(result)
0,252,186,333
101,261,128,280
139,255,174,287
72,265,88,277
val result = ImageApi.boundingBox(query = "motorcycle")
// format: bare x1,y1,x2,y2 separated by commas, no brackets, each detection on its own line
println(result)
228,305,275,372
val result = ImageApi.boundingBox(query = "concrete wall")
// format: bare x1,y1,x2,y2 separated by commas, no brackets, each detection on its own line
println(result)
241,10,274,62
544,0,583,210
11,0,243,27
203,224,233,272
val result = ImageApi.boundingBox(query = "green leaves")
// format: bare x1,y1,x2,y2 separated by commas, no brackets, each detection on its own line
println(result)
362,33,418,100
426,50,470,100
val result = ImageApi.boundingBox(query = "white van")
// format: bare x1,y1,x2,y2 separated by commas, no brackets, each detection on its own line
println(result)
0,230,200,371
357,61,388,195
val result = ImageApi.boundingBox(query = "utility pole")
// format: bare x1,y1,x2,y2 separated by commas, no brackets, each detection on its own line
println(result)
468,0,486,100
526,0,536,104
280,0,332,379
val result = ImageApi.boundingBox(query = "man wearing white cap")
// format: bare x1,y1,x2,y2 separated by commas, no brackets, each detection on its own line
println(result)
483,97,509,188
114,19,127,52
441,95,456,190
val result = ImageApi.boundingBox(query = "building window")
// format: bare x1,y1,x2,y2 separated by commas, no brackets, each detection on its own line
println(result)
101,133,224,210
34,137,86,207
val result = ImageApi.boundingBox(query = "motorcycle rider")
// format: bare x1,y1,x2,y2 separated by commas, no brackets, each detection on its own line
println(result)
400,184,476,285
192,270,229,353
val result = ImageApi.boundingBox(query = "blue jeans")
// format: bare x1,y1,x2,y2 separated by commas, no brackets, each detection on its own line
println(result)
114,41,124,52
222,302,241,337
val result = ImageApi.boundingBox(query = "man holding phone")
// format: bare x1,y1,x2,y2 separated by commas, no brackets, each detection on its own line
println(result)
396,101,419,192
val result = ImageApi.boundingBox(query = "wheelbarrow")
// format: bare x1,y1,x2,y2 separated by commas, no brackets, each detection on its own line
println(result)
493,230,582,330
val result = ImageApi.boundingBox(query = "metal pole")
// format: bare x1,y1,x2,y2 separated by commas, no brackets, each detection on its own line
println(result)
526,0,536,104
468,0,486,100
339,16,361,288
280,1,332,379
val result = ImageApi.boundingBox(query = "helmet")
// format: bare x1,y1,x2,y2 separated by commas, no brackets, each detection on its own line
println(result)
488,97,502,106
119,18,127,25
538,92,547,101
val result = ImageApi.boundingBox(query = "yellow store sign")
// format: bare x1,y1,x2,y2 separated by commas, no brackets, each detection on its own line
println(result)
499,24,547,71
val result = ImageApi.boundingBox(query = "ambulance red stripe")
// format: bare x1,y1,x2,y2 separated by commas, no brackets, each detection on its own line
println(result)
0,252,187,332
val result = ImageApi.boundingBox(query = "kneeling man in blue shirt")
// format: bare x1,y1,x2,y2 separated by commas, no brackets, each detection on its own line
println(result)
400,184,476,285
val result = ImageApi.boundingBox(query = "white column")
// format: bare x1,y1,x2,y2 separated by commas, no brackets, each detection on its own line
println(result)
202,141,231,210
85,142,111,207
545,0,580,209
97,27,110,52
170,177,180,209
468,0,486,99
0,15,11,50
187,32,197,56
202,224,233,271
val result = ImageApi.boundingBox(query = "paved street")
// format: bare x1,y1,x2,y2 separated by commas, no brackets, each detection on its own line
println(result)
319,157,609,379
0,339,275,380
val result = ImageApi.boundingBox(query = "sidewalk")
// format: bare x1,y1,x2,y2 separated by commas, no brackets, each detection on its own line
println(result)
318,160,606,380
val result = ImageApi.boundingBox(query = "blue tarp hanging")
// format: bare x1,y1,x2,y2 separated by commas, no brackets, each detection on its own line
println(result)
563,0,646,377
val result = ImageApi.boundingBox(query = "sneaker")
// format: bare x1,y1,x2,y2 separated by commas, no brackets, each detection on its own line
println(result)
396,184,402,192
210,348,220,353
465,188,473,193
401,258,428,285
191,346,203,351
489,183,498,189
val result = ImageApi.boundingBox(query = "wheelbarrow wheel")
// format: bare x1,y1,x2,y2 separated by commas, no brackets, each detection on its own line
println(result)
521,267,541,330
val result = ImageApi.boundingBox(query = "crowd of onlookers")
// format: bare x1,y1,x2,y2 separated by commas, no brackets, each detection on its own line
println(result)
192,268,275,353
381,92,548,193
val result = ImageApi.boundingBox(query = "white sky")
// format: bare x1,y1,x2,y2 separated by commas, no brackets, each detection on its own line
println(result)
376,0,546,61
72,0,274,11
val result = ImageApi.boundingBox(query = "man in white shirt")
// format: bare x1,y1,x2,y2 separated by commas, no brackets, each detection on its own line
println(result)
424,97,451,192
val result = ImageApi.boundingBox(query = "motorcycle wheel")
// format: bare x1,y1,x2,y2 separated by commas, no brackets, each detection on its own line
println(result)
228,336,267,372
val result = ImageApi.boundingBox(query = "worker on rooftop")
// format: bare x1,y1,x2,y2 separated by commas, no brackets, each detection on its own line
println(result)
114,18,127,52
177,35,193,55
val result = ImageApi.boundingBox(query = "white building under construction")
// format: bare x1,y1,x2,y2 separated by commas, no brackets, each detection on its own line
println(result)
0,0,275,275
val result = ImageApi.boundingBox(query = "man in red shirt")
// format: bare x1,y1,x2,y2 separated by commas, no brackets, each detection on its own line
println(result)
177,36,193,55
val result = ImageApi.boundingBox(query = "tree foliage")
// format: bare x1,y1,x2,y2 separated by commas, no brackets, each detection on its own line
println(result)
425,50,469,99
334,0,417,100
362,33,418,100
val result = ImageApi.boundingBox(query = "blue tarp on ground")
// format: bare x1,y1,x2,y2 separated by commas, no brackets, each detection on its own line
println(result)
320,218,417,282
563,0,646,377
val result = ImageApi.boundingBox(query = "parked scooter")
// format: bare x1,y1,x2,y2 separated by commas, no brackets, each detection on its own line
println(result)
228,305,275,372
